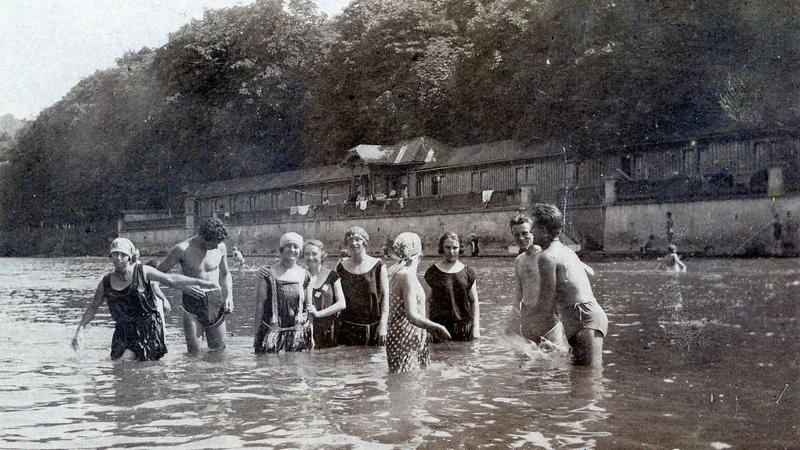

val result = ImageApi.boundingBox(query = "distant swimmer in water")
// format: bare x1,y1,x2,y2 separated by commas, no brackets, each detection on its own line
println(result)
232,246,246,269
72,238,216,361
532,204,608,366
658,244,687,273
157,218,234,354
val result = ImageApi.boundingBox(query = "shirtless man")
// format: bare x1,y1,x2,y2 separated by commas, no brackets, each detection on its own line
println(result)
532,204,608,366
158,218,234,353
510,214,567,349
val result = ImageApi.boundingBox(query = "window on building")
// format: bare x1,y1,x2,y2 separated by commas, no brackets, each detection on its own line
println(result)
516,167,526,187
248,195,257,211
432,175,441,196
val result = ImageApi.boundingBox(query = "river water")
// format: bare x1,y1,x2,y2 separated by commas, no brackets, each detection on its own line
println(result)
0,256,797,449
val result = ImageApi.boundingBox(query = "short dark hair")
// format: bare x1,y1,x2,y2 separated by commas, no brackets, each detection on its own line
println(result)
509,213,533,229
437,232,463,255
144,259,159,268
530,203,563,236
199,218,228,241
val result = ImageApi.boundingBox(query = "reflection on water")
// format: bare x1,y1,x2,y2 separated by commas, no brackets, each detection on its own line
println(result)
0,256,798,448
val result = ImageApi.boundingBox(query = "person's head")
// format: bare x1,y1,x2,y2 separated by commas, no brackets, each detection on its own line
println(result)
144,259,158,268
344,226,370,254
232,246,238,251
666,211,672,218
279,232,304,264
393,232,422,265
509,214,535,250
109,237,137,267
199,218,228,249
529,203,563,244
667,244,677,254
438,232,462,262
302,239,327,266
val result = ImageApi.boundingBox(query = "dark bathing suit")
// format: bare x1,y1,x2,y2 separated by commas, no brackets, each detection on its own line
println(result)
182,289,226,328
311,270,341,349
424,264,477,341
254,269,312,353
103,264,166,361
336,260,384,346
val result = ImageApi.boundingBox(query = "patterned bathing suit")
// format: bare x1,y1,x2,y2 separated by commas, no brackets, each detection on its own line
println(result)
254,269,312,353
103,264,166,361
386,276,429,373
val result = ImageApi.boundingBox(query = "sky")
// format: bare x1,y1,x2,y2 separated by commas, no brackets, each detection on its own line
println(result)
0,0,350,120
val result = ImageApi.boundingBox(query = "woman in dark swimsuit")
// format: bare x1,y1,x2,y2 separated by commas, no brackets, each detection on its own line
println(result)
422,232,481,341
335,227,389,346
254,232,314,353
72,238,217,361
303,239,346,349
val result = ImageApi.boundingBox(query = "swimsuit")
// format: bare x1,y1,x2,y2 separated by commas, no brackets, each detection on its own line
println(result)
558,299,609,341
385,275,429,373
103,264,167,361
182,288,226,328
336,260,384,346
423,264,477,341
311,270,340,349
254,269,312,353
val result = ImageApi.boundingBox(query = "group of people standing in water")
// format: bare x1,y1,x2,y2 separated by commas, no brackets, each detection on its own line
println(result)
73,202,608,372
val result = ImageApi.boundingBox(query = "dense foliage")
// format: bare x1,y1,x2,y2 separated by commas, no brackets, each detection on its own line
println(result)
2,0,799,234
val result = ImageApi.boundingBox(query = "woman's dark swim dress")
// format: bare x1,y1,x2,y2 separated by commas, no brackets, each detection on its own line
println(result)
423,264,477,341
254,269,312,353
336,260,384,346
102,264,167,361
311,269,341,349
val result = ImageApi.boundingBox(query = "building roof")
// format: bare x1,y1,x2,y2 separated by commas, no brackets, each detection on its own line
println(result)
189,164,351,198
341,136,447,166
419,139,566,171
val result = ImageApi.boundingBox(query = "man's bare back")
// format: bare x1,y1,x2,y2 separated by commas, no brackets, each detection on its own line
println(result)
515,249,561,343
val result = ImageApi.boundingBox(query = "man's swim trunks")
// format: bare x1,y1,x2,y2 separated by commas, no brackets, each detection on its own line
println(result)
559,299,608,341
182,289,226,328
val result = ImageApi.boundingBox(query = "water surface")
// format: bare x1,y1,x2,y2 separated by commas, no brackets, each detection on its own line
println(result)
0,256,797,449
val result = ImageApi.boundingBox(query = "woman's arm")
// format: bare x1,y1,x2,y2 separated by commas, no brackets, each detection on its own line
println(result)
470,280,480,339
377,263,390,344
254,276,267,331
312,279,347,318
399,271,450,340
72,281,105,350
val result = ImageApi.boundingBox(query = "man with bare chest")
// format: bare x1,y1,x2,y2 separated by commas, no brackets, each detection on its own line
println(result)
510,214,567,348
158,218,234,353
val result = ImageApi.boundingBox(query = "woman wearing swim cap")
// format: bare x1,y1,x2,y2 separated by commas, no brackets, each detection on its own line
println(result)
386,232,451,373
71,238,217,361
254,232,314,353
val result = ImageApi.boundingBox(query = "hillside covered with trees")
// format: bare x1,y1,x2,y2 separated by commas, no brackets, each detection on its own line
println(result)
2,0,799,254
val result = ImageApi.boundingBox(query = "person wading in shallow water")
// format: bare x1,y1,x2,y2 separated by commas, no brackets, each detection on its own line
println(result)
158,218,234,354
72,238,216,361
532,204,608,366
335,227,389,346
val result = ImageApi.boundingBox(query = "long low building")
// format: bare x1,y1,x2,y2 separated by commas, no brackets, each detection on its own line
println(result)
123,129,800,257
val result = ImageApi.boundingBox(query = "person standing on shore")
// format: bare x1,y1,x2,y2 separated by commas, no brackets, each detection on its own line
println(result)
157,218,234,354
335,227,389,346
